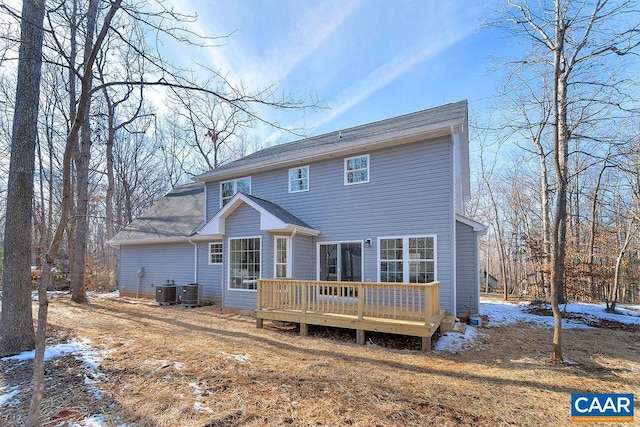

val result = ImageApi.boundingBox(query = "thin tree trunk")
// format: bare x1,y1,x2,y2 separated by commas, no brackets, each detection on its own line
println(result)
608,217,635,312
550,1,567,362
588,157,609,300
70,0,100,303
105,123,116,289
537,142,551,297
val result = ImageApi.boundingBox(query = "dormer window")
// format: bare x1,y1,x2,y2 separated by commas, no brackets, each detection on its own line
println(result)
344,154,369,185
221,177,251,206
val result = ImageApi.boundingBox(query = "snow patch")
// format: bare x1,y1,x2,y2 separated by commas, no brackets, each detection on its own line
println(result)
189,382,215,414
231,353,251,363
68,414,130,427
434,326,478,353
0,386,20,407
480,300,640,329
434,298,640,353
87,290,120,299
1,340,93,362
1,340,109,401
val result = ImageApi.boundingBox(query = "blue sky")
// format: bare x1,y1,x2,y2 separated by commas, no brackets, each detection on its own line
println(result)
167,1,516,145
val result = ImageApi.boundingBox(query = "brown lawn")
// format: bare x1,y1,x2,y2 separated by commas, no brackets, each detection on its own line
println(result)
1,295,638,426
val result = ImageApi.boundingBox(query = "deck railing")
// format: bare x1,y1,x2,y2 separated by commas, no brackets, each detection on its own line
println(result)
257,279,440,325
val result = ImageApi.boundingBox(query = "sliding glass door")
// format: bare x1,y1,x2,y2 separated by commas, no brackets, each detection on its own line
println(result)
318,242,362,282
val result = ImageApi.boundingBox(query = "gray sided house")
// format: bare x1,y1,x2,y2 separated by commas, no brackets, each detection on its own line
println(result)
110,100,485,318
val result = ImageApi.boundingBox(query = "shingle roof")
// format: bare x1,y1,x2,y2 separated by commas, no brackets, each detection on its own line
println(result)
110,182,204,244
243,194,314,230
196,100,467,180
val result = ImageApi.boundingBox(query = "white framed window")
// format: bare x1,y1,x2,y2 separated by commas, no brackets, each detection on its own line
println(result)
289,166,309,193
221,177,251,206
274,236,291,278
228,237,261,291
378,236,436,283
208,242,223,265
379,238,403,282
344,154,369,185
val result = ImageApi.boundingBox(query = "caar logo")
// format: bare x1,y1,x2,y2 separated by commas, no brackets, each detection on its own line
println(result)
571,393,634,423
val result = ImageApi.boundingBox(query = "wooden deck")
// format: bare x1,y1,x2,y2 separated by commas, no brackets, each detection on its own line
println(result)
256,279,446,351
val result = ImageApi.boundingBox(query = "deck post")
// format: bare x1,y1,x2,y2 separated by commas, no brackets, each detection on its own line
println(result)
357,283,364,320
356,329,365,345
300,323,308,336
421,336,431,352
256,279,263,311
301,282,307,314
256,279,264,329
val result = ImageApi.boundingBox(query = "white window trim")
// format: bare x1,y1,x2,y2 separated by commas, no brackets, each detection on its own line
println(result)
208,241,223,265
316,240,364,282
377,235,437,283
273,236,292,278
288,165,309,193
227,235,261,292
220,176,251,207
344,154,370,186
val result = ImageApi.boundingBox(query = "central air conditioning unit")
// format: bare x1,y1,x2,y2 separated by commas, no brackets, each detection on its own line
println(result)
156,282,177,305
182,283,199,308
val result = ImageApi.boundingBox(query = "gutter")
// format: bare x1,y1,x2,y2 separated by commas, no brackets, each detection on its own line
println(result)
290,228,297,277
188,237,200,306
107,236,191,247
188,237,198,284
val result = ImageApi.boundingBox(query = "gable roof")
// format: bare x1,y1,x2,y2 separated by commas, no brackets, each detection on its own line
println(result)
198,192,319,237
455,214,487,233
195,100,467,183
243,194,314,230
108,182,204,246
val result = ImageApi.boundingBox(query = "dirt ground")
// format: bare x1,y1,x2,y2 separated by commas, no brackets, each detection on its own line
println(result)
1,295,639,426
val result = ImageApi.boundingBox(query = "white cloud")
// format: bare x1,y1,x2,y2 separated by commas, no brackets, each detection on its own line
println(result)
166,0,362,90
262,21,477,143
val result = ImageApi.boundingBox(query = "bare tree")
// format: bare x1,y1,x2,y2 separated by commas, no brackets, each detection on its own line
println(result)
97,67,147,289
0,0,45,357
167,85,253,171
28,2,123,422
499,66,554,297
68,0,100,303
503,0,640,362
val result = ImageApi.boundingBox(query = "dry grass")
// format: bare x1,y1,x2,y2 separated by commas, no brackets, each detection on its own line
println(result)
1,296,639,426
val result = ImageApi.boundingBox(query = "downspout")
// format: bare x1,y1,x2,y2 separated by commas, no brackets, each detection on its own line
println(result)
203,184,208,223
450,125,458,317
290,228,297,277
476,231,481,314
188,237,199,303
221,240,225,310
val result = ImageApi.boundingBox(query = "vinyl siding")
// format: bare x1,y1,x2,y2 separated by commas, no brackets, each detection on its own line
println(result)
118,243,195,299
292,235,314,280
197,242,223,302
456,221,479,315
206,183,221,220
204,137,456,314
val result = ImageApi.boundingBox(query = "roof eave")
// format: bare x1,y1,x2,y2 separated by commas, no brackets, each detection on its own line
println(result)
455,214,488,234
284,224,320,236
195,120,462,183
107,236,190,247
